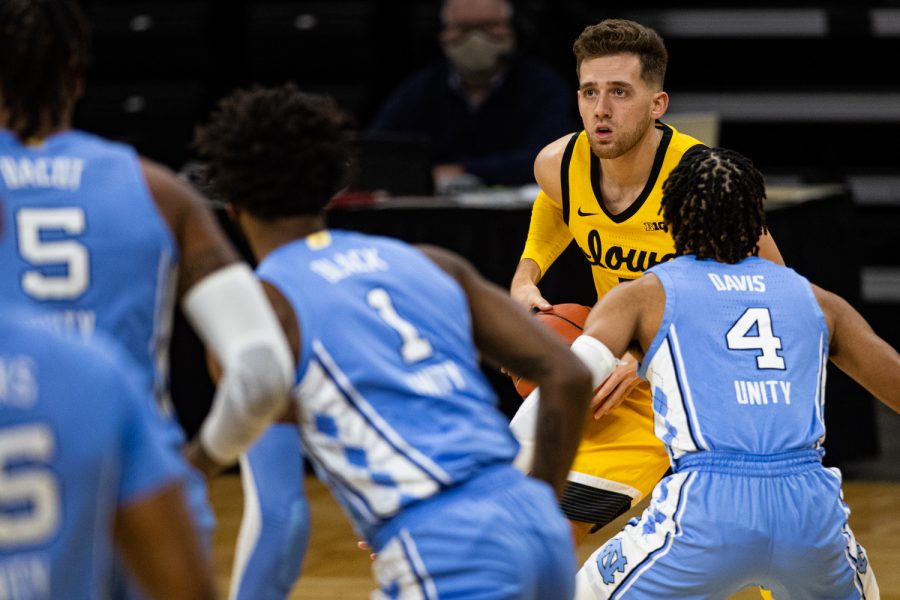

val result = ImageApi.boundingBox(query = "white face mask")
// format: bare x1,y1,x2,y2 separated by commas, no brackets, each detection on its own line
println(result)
443,30,514,76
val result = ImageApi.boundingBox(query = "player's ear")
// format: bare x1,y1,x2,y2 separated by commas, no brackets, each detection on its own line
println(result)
651,91,668,120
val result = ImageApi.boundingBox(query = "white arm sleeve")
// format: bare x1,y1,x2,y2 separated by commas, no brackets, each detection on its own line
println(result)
509,335,618,473
182,263,295,466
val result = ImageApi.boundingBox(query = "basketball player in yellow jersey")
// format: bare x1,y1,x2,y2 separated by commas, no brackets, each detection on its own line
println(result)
509,22,782,599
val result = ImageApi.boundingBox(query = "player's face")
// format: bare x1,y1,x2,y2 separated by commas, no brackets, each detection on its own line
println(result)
577,54,668,160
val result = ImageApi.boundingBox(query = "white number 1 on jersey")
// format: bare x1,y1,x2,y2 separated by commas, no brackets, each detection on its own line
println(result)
367,288,434,364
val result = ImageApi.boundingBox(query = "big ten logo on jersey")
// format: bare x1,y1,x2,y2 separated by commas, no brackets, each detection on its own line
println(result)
582,230,675,274
0,355,38,409
643,221,667,232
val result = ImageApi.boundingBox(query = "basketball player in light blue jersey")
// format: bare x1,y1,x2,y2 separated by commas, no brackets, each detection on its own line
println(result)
563,147,898,598
180,161,310,600
0,2,295,598
187,83,610,599
0,307,215,600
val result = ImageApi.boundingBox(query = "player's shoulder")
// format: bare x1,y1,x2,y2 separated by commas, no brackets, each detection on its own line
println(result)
416,244,472,278
536,132,581,165
139,157,214,223
661,123,706,159
140,157,187,191
535,131,583,195
54,129,138,161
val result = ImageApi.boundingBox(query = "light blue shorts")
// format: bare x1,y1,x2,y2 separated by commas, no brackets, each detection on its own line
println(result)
576,450,878,599
372,465,576,599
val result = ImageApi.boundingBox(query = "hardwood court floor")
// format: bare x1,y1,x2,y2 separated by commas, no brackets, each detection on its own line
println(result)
210,474,899,599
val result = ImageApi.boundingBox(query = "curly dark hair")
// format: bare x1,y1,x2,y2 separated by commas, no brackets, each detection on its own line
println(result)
573,19,667,89
661,147,768,264
0,0,91,141
193,83,352,219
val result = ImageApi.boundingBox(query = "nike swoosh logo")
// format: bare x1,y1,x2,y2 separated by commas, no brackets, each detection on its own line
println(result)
577,207,598,216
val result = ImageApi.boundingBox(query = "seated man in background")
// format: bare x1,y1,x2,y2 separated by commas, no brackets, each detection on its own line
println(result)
189,82,603,598
369,0,577,192
0,308,215,600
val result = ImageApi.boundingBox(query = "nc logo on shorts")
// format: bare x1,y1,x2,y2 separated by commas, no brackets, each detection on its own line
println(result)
596,538,628,584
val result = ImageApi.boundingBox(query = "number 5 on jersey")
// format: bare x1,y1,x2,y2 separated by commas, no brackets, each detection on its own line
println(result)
16,207,89,300
0,424,60,546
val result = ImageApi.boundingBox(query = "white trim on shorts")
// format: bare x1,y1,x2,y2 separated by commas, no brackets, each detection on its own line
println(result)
567,470,644,504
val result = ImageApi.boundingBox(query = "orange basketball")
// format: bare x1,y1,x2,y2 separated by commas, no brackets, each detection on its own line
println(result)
512,303,592,398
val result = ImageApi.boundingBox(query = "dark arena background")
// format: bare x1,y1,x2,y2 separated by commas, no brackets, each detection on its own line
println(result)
70,1,900,597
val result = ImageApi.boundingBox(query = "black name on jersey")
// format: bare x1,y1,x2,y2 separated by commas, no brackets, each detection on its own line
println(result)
583,229,675,273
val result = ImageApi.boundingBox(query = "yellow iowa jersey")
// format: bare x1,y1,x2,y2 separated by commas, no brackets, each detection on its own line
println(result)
561,122,704,298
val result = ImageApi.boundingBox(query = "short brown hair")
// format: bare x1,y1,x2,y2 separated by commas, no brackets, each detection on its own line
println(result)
573,19,668,89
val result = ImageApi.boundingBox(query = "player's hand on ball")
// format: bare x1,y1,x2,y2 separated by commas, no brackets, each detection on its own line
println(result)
511,281,552,312
591,354,641,419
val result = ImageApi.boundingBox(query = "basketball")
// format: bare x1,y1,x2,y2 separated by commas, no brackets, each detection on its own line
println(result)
512,303,592,398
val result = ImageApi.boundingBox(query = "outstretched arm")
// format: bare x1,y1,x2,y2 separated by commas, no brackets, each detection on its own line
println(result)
584,273,666,355
143,160,295,473
580,275,665,418
815,285,900,412
511,136,576,311
422,245,593,496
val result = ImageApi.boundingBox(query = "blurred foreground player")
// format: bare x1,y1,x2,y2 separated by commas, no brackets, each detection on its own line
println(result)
571,147,892,598
0,1,294,597
189,83,602,598
0,308,215,600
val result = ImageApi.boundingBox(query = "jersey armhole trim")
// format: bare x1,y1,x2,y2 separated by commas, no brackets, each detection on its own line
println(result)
560,131,581,226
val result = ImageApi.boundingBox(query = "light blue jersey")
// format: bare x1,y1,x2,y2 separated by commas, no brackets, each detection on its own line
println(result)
640,255,828,461
0,130,212,598
258,230,574,599
577,256,877,599
257,230,517,537
0,314,188,600
0,129,178,406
